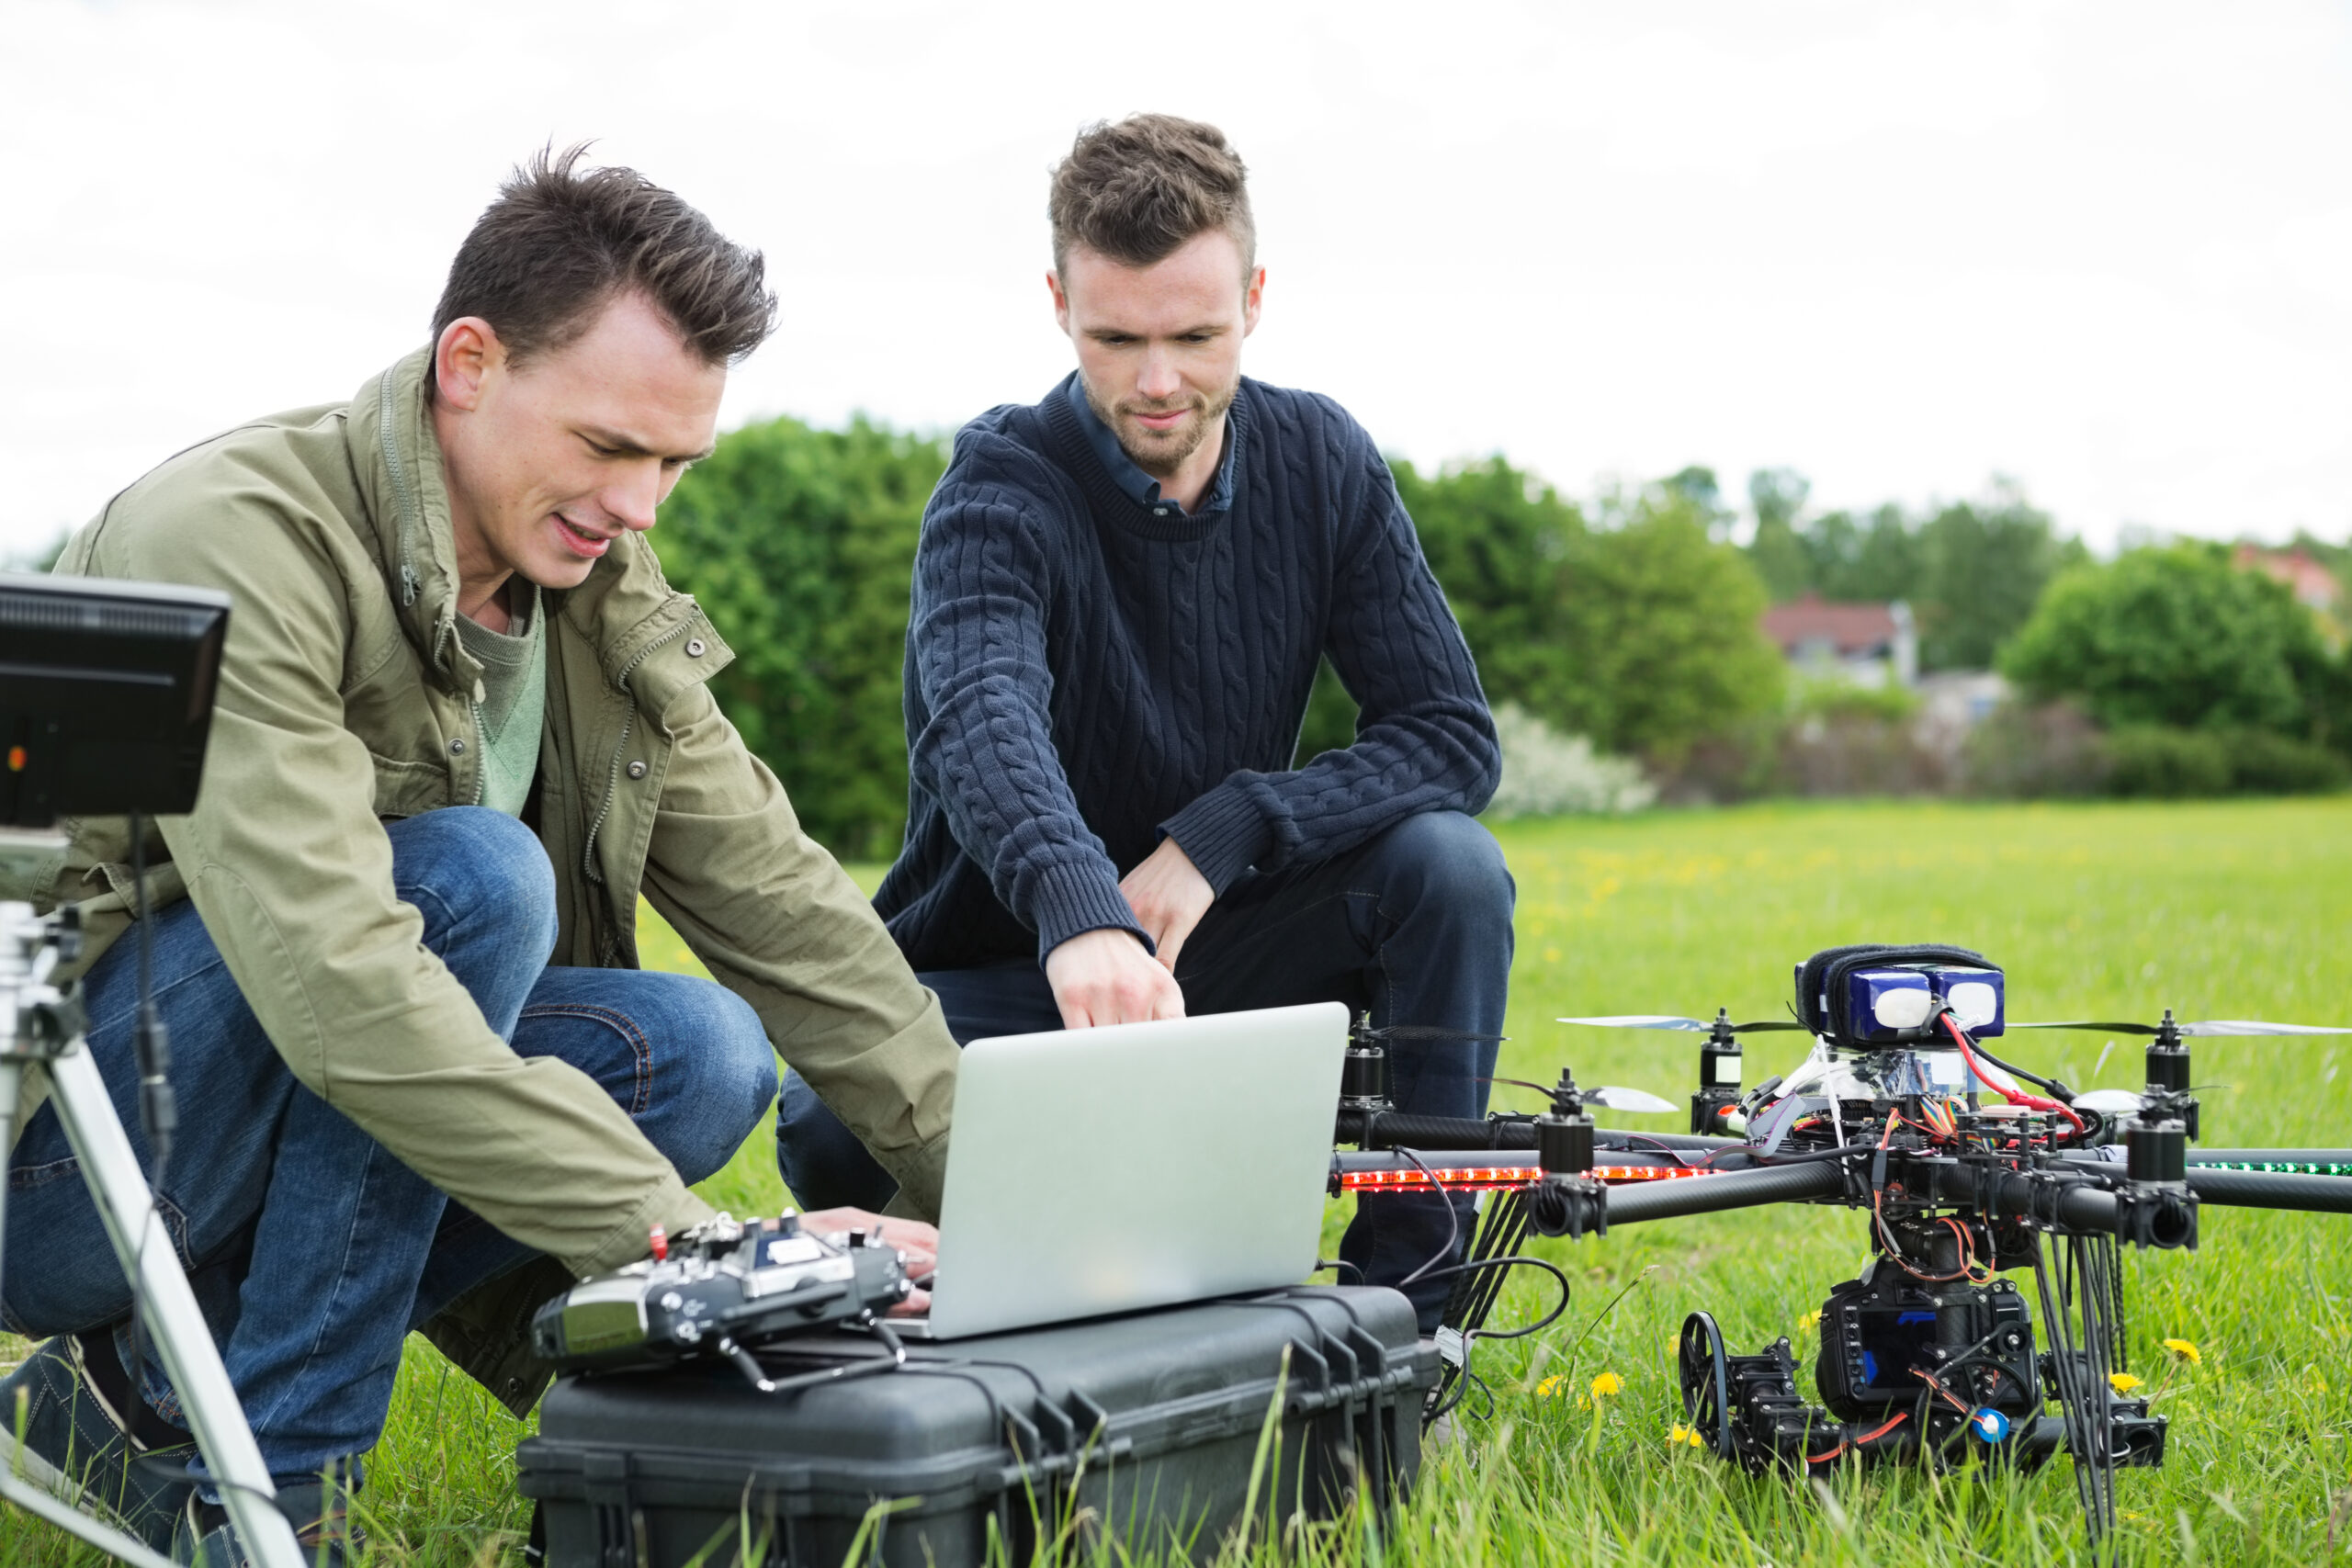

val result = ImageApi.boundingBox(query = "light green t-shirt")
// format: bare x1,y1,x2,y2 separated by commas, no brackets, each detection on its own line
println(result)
454,584,548,818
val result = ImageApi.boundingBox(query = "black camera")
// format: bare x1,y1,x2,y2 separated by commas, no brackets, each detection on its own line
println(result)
532,1213,911,1378
1816,1272,2041,1424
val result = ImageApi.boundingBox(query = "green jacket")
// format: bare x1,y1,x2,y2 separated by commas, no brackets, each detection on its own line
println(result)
11,348,958,1412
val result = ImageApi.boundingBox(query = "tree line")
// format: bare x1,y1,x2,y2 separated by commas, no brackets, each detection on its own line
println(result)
1741,468,2086,671
645,417,2349,856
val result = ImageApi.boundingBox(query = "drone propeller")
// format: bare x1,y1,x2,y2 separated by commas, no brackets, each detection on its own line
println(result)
2012,1020,2351,1037
1556,1014,1806,1033
1481,1075,1678,1115
1581,1085,1679,1114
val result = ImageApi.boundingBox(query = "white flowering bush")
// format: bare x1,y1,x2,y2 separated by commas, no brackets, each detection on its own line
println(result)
1485,703,1657,818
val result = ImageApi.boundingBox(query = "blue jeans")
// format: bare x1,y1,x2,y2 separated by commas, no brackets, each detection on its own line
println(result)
1,807,776,1486
776,810,1514,1331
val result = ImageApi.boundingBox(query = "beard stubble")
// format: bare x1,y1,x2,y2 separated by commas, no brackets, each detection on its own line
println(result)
1080,375,1238,480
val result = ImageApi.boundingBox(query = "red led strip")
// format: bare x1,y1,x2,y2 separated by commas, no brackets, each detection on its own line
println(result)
1339,1164,1716,1192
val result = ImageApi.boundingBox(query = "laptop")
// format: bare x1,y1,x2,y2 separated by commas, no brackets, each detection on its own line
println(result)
901,1001,1350,1340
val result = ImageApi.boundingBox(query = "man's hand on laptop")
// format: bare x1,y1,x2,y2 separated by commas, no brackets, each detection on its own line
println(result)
802,1208,939,1316
1120,837,1214,974
1045,929,1185,1029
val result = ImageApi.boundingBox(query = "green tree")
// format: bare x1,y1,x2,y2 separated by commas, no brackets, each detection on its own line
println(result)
1563,485,1784,759
1740,474,2083,671
1394,456,1588,728
1745,468,1813,602
1292,656,1360,762
1913,484,2086,670
1659,465,1735,536
649,414,947,859
2000,542,2324,734
1811,504,1924,604
1330,459,1782,767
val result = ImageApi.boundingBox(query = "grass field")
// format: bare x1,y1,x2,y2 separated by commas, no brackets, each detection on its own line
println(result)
7,797,2350,1564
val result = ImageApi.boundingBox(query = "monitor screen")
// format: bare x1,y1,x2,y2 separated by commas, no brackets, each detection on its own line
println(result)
1,572,231,828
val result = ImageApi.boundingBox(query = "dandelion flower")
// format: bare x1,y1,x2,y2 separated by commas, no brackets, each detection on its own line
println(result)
2108,1372,2143,1395
2162,1337,2202,1366
1667,1424,1707,1449
1798,1309,1822,1331
1535,1374,1568,1398
1590,1372,1623,1398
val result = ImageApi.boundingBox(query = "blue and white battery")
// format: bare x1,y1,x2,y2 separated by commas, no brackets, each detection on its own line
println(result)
1828,965,2007,1044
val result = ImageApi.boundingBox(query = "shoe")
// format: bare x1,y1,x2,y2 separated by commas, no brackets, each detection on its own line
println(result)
0,1333,197,1550
173,1474,364,1568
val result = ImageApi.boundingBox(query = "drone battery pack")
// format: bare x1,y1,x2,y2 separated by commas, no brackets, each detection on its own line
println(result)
516,1285,1436,1568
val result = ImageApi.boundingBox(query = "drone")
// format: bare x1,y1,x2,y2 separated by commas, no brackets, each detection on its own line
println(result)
1329,942,2352,1555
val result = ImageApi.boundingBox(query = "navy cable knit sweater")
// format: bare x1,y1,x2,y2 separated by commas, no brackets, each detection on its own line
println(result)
873,374,1500,970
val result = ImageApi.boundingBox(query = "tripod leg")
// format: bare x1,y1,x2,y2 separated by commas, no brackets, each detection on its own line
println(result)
43,1045,307,1568
0,1469,180,1568
1,1060,176,1568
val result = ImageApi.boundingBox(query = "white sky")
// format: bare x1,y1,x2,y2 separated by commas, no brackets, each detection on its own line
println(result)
6,0,2350,560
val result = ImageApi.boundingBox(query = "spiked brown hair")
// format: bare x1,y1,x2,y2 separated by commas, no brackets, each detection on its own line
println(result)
1048,115,1254,275
429,144,775,389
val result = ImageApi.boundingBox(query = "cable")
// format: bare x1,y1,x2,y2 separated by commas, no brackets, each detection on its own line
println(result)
1804,1410,1906,1465
1394,1147,1465,1288
1421,1190,1573,1424
1942,1014,2084,1137
1615,1133,1702,1168
1765,1140,1879,1168
1438,1188,1531,1345
1867,1115,1993,1284
1911,1368,1973,1417
122,813,180,1464
1422,1250,1571,1424
1412,1255,1572,1340
1312,1258,1363,1284
1967,1039,2074,1104
1427,1187,1534,1420
2033,1233,2118,1548
1451,1369,1495,1424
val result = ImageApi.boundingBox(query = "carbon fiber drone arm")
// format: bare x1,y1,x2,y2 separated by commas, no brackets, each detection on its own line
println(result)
1334,1108,1741,1152
2185,1168,2352,1213
1589,1159,2151,1237
1601,1163,1847,1224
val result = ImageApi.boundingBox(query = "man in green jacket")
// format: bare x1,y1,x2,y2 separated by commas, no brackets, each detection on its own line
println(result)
0,149,957,1561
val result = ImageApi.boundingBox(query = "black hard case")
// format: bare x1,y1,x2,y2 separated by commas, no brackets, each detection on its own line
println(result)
517,1286,1436,1567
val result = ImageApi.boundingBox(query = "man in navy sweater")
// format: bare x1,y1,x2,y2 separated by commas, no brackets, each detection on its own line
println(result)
776,115,1511,1326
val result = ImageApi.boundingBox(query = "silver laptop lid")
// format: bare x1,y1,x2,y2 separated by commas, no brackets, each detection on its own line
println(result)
926,1001,1349,1340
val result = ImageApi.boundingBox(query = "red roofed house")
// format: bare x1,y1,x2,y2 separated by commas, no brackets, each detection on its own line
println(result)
1758,593,1917,689
2233,546,2339,614
2234,546,2345,649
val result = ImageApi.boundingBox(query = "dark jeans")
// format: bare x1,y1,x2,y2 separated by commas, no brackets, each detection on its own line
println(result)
776,810,1514,1330
2,807,776,1486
